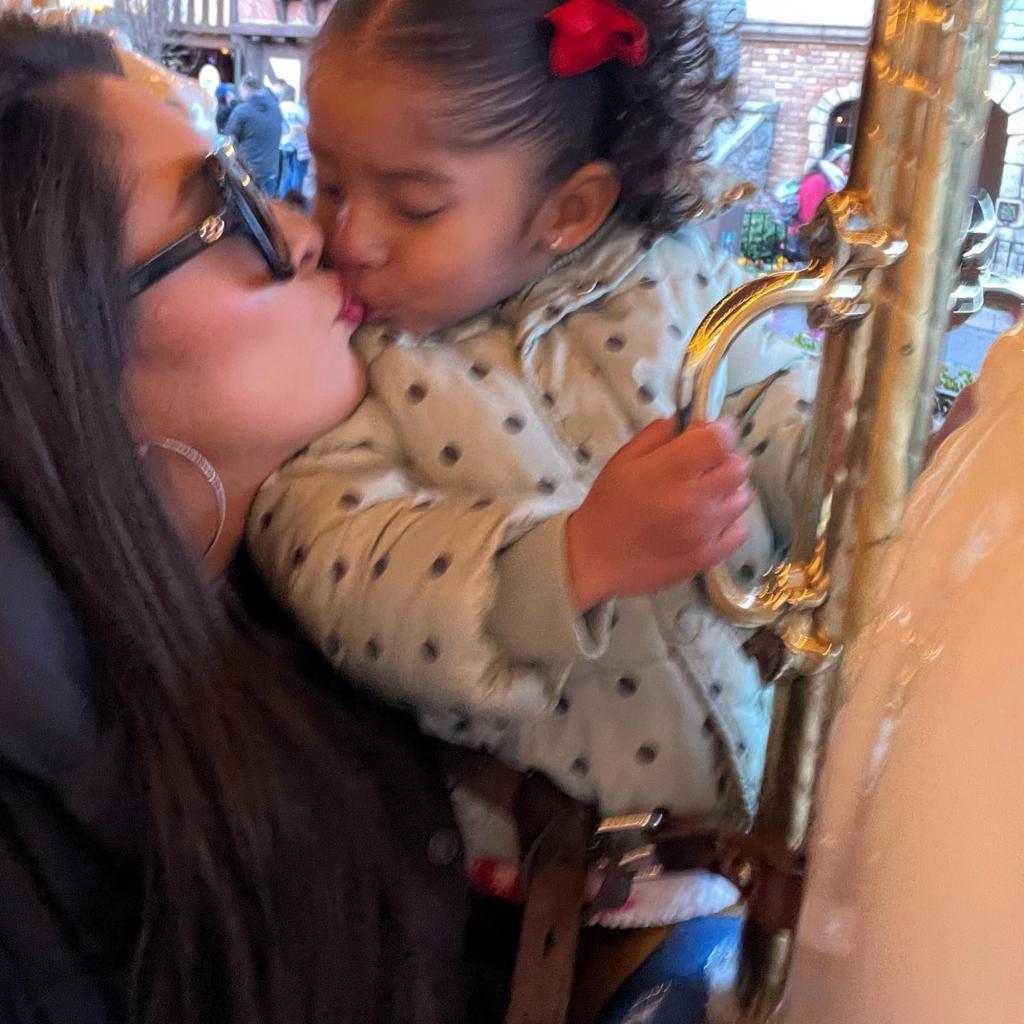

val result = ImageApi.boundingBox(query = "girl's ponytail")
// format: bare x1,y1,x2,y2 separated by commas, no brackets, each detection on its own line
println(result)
607,0,733,236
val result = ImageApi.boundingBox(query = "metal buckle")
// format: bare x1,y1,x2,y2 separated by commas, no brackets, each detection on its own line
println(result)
589,812,665,914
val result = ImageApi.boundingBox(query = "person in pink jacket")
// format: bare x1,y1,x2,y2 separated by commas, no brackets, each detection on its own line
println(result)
797,144,852,226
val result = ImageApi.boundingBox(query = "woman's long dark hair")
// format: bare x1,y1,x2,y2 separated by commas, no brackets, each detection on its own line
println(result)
0,17,425,1023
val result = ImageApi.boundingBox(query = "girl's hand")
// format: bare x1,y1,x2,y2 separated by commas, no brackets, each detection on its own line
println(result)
566,418,753,611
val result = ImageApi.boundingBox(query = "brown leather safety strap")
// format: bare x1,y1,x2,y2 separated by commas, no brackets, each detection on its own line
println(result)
505,796,593,1024
655,820,806,934
440,744,806,1022
501,770,593,1024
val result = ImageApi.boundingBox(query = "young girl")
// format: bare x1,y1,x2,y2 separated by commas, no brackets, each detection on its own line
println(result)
250,0,817,928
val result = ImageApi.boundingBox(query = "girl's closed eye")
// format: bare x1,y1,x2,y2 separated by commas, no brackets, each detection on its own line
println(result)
393,200,449,223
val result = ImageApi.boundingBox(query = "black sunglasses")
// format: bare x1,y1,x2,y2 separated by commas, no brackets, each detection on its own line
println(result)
128,140,295,298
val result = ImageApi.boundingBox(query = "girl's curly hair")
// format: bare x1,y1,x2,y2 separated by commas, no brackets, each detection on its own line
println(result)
317,0,734,239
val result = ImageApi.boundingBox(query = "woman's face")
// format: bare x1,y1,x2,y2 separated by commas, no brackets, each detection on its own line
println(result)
106,77,366,476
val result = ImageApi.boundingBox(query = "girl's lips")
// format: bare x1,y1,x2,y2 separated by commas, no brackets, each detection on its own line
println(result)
336,280,365,328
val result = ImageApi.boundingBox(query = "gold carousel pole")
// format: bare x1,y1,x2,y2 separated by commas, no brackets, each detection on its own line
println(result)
683,0,1004,1017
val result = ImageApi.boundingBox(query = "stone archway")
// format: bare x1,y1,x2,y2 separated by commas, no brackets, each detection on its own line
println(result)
806,81,861,166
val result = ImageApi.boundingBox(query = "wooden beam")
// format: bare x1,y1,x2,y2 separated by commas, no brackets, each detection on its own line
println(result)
167,18,318,42
228,19,318,38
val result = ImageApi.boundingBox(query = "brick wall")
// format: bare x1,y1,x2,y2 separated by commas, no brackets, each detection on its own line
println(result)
738,37,868,187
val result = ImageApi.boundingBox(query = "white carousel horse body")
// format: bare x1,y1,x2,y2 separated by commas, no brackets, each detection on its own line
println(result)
776,323,1024,1024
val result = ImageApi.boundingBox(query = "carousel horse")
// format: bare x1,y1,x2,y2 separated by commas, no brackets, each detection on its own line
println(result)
775,300,1024,1024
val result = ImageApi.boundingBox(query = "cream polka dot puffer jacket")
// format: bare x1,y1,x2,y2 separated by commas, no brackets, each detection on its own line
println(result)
249,222,818,826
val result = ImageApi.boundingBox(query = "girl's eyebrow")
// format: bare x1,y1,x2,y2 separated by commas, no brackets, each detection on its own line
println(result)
377,166,454,186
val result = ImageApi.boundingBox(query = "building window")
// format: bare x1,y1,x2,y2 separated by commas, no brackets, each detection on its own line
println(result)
826,100,859,152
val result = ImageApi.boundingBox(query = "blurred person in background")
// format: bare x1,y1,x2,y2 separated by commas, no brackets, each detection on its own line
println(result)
224,72,283,193
277,83,311,198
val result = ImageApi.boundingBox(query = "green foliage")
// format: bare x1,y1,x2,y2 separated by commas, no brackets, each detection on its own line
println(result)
938,364,975,394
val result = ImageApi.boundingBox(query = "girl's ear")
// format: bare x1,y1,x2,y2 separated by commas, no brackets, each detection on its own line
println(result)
537,160,621,255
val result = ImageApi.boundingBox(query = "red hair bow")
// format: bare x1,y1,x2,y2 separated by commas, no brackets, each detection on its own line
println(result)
545,0,649,77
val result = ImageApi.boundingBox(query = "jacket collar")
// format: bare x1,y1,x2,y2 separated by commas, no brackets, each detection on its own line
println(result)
358,218,657,355
498,218,651,351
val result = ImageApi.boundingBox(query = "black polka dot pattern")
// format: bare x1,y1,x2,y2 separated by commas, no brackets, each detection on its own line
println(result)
259,511,274,531
605,335,625,352
332,559,348,582
703,717,715,735
710,682,723,698
751,439,770,457
372,556,389,579
555,696,571,715
796,399,812,412
407,383,427,404
422,639,440,663
537,478,558,495
471,498,494,510
637,384,656,404
366,637,381,660
617,676,638,696
341,492,361,510
325,634,342,658
541,392,556,408
469,362,490,381
669,324,683,340
639,276,658,289
737,564,756,584
291,547,307,568
504,415,525,434
741,421,754,439
440,444,461,466
430,554,451,577
575,445,592,464
696,272,710,288
571,756,589,776
636,743,658,765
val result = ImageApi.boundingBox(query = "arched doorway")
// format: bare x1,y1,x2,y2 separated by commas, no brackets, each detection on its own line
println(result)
806,81,861,165
825,99,859,153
